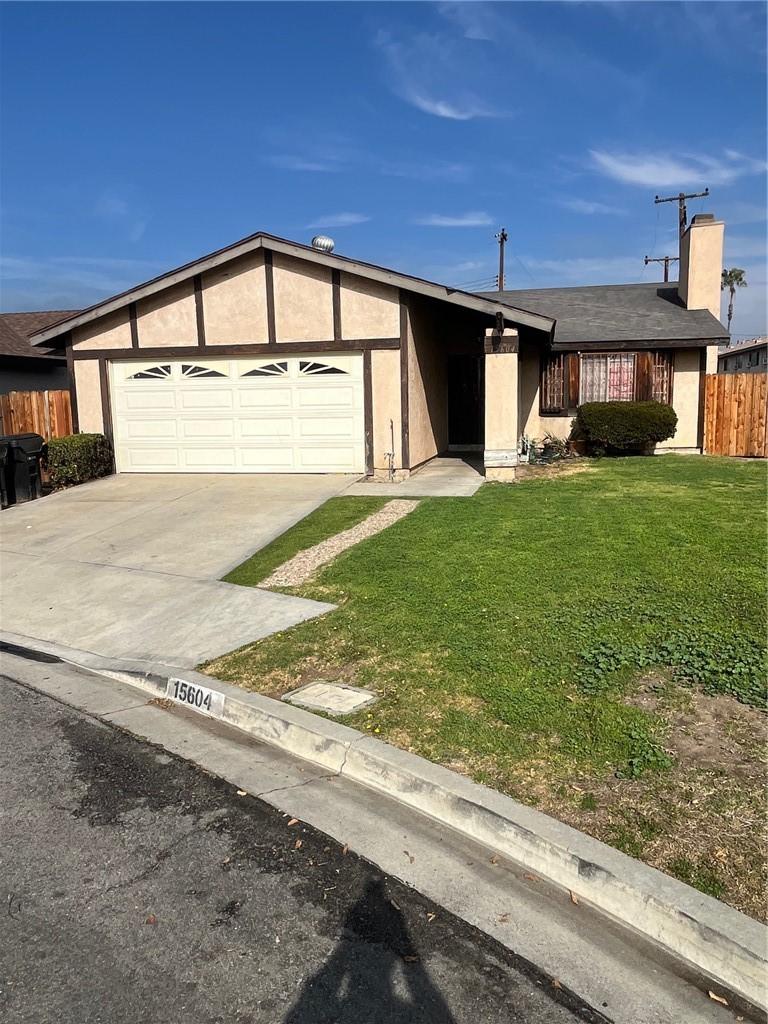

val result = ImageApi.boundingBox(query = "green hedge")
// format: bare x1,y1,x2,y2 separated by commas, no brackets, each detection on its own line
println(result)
575,401,678,453
45,433,113,488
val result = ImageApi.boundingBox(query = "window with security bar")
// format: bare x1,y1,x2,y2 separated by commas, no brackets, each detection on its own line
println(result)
580,353,636,403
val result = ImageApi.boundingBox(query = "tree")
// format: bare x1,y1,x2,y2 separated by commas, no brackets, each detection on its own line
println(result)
721,268,747,341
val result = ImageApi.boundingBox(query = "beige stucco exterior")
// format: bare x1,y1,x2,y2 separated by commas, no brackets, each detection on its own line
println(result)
72,308,132,351
201,251,268,345
657,348,702,450
137,280,198,348
339,274,400,340
484,330,519,479
371,348,402,471
406,299,448,468
678,217,724,321
73,359,103,433
273,253,334,343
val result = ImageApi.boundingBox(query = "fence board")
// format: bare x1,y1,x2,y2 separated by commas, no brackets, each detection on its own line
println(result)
704,373,767,457
0,389,72,441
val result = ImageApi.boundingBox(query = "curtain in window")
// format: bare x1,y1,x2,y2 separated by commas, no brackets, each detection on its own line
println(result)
580,354,635,402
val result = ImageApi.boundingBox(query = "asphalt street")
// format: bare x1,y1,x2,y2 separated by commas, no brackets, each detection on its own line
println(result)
0,672,609,1024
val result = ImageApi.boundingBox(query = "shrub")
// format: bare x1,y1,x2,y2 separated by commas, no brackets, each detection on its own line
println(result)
575,401,677,454
45,433,113,489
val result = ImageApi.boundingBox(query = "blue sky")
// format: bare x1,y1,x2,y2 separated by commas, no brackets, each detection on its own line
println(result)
1,1,766,337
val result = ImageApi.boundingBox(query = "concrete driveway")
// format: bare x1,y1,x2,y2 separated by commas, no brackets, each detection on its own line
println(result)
0,474,354,668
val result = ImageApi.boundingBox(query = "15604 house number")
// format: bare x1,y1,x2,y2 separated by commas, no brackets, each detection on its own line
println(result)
166,678,225,717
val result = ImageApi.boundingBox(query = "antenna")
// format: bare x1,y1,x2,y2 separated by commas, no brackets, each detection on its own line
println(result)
644,254,679,283
654,188,709,240
495,228,508,291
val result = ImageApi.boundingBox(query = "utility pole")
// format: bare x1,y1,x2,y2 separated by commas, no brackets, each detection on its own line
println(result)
495,228,508,291
654,188,709,240
644,254,679,283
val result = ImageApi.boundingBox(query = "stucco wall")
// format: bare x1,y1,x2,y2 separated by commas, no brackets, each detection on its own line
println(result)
406,299,448,467
371,348,402,470
658,348,701,450
520,346,703,450
202,251,268,345
137,280,198,348
72,308,132,351
340,274,399,340
273,254,334,343
519,346,574,442
73,359,103,433
678,219,724,320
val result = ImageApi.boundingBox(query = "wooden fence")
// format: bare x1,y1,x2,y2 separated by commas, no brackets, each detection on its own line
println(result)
703,372,767,458
0,389,73,441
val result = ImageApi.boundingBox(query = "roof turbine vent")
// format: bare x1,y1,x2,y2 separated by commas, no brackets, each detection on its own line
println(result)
311,235,335,253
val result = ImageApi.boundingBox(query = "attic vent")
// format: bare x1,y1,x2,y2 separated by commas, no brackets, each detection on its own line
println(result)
311,235,335,253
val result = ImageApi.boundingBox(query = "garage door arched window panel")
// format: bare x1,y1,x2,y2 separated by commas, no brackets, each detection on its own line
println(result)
299,360,347,376
127,365,172,380
181,363,228,379
240,361,289,377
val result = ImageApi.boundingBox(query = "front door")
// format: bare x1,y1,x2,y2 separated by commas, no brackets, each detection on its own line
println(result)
448,354,484,447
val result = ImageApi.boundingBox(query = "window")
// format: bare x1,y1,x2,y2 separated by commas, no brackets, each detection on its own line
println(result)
539,350,673,411
241,361,288,377
580,353,635,403
180,364,226,378
748,350,759,367
127,365,171,380
299,360,347,375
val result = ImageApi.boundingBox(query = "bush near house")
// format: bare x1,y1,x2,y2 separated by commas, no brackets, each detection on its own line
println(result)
575,401,677,454
45,433,113,489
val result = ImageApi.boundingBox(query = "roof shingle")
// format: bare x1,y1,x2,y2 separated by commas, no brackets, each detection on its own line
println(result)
0,311,78,360
479,283,727,347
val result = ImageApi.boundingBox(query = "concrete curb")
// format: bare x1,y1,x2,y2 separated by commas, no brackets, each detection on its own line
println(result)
3,629,765,1012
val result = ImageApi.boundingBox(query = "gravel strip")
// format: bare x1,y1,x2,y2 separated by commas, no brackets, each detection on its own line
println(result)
259,499,419,588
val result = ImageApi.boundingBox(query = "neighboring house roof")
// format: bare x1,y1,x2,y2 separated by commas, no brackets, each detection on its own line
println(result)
718,337,767,356
28,232,555,346
0,311,78,361
478,282,728,349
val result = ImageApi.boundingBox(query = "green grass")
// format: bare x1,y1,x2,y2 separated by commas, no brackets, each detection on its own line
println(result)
222,496,389,586
209,456,767,916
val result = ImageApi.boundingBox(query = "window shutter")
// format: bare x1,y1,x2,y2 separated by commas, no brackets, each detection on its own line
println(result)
566,354,580,408
635,352,653,401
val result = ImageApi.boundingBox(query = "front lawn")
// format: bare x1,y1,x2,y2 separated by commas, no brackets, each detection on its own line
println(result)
207,457,767,918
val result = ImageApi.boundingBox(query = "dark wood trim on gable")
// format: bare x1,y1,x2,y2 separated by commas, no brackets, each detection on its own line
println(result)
193,275,206,348
399,292,410,470
71,338,400,361
129,303,139,349
363,349,373,476
65,335,79,433
264,250,276,345
696,347,707,451
98,357,114,448
332,269,342,342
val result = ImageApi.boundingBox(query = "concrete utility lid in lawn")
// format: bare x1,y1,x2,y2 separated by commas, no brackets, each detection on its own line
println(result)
282,681,377,716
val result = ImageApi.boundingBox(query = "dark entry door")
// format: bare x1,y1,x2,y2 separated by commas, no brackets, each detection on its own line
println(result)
448,354,484,446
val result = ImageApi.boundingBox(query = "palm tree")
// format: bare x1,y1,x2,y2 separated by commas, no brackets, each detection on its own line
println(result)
721,268,747,341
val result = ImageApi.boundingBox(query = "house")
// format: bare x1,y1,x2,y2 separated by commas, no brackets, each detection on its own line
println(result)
0,311,74,395
717,337,767,374
29,213,728,480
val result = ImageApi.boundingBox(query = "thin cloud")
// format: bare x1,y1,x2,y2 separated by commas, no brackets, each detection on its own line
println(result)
590,149,766,188
414,212,494,228
93,190,148,242
267,154,341,173
380,160,471,183
375,30,503,120
558,198,627,216
306,213,371,229
0,254,166,310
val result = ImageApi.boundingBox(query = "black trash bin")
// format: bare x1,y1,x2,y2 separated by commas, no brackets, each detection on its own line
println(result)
0,440,9,509
2,433,45,505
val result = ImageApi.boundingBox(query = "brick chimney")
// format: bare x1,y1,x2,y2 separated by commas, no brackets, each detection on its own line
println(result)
677,213,725,323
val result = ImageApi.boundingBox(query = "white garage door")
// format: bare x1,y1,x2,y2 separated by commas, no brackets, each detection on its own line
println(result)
110,355,365,473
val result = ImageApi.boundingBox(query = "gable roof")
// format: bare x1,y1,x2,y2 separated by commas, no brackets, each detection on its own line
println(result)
478,283,728,349
29,232,555,346
0,311,77,361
